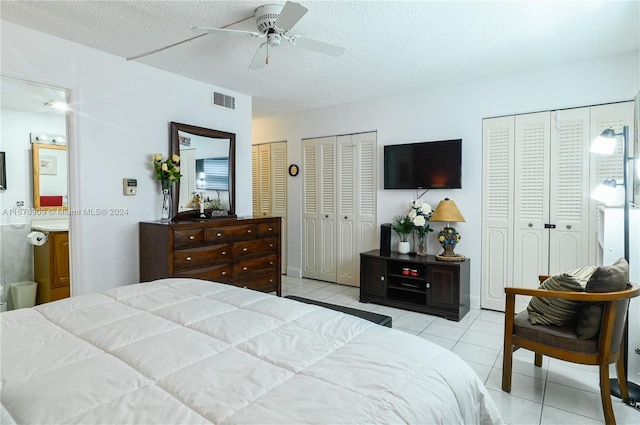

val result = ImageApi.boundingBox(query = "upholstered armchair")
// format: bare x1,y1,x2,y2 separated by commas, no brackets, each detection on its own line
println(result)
502,271,639,425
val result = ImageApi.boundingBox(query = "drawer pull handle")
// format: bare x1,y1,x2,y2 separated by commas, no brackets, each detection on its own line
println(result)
270,279,274,283
426,283,431,289
216,232,222,237
269,261,274,265
268,227,273,231
247,229,252,233
269,243,274,247
189,236,195,240
221,271,227,276
186,257,192,261
243,266,248,271
381,276,385,281
243,247,248,252
222,250,227,255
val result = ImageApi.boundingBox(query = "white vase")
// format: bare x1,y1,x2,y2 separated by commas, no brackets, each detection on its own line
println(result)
398,241,410,254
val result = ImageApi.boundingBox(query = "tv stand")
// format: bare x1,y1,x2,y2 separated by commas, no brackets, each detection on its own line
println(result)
359,250,470,321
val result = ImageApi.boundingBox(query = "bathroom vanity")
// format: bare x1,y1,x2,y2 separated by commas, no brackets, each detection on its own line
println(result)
32,221,70,304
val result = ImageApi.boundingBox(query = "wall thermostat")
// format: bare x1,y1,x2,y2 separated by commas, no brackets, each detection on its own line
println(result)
123,178,137,195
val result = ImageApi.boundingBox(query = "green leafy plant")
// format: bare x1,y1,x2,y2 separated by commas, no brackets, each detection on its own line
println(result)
391,214,414,242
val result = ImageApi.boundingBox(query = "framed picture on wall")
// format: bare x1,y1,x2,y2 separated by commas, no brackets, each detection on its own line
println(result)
0,151,6,189
39,155,57,175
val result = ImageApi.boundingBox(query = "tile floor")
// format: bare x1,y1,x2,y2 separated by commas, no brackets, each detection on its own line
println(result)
281,276,640,425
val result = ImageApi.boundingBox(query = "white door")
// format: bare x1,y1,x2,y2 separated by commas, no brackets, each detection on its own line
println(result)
270,142,288,272
482,116,515,311
302,139,319,279
336,135,357,286
251,145,259,216
548,107,590,274
179,148,196,212
318,136,337,282
513,112,551,302
355,132,378,285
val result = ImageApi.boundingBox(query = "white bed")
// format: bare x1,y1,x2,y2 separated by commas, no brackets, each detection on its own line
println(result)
1,278,503,424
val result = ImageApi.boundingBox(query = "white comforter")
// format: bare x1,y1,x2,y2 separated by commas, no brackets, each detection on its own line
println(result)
1,278,503,424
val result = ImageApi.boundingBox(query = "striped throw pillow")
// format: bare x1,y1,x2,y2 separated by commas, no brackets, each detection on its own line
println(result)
527,266,597,326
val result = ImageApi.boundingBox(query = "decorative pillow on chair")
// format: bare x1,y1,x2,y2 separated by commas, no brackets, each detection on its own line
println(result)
576,258,629,340
527,266,597,326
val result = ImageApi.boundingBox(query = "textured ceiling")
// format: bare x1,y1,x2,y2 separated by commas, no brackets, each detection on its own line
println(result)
1,1,638,118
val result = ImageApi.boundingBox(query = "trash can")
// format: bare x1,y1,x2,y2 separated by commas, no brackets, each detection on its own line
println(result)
9,281,38,310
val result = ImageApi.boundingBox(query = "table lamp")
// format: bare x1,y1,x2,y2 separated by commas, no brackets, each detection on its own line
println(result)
429,198,466,261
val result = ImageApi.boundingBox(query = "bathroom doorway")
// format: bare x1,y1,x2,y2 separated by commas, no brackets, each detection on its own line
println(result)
0,76,72,310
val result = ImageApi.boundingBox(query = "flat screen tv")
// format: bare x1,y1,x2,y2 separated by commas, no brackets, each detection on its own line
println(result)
384,139,462,189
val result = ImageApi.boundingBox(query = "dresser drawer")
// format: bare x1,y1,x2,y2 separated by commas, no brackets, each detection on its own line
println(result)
233,253,278,277
173,244,232,271
232,237,278,259
241,271,279,292
174,264,233,282
174,229,205,248
205,224,257,243
257,221,280,237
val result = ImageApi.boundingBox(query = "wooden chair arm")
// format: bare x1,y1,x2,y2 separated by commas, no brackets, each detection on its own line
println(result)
505,283,640,302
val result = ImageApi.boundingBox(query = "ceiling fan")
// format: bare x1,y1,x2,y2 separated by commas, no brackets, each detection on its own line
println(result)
192,1,345,69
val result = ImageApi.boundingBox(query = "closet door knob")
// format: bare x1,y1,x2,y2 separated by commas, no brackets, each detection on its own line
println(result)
528,223,533,228
325,215,329,218
566,225,572,229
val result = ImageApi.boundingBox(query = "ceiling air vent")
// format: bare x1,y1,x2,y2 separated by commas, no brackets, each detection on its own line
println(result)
213,91,235,110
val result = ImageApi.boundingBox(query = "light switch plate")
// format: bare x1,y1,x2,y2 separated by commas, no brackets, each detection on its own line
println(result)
123,178,137,195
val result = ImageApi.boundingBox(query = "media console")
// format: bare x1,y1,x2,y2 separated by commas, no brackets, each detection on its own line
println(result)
359,250,470,321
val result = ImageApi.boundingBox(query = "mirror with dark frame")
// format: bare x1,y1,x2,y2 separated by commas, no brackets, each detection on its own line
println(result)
170,122,236,220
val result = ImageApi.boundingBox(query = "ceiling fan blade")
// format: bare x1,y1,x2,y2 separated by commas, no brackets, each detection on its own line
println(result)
249,44,268,69
275,1,308,31
292,36,345,57
192,27,261,37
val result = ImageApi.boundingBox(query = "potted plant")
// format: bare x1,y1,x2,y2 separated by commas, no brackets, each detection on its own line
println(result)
391,214,414,254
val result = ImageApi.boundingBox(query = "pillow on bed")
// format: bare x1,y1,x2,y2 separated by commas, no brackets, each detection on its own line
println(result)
576,258,629,340
527,265,597,326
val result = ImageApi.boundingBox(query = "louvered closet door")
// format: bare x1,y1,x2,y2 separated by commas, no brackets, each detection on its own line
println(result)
337,135,356,285
258,144,272,217
270,142,288,272
548,108,590,274
514,112,551,294
302,139,319,279
251,146,259,216
588,102,635,264
481,116,515,311
355,132,377,285
318,136,337,282
179,148,196,212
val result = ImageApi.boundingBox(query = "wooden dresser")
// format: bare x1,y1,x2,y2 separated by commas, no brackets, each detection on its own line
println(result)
139,217,282,295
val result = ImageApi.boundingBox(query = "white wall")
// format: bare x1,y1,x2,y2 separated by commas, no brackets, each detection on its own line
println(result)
253,51,639,308
0,108,66,222
1,21,253,295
